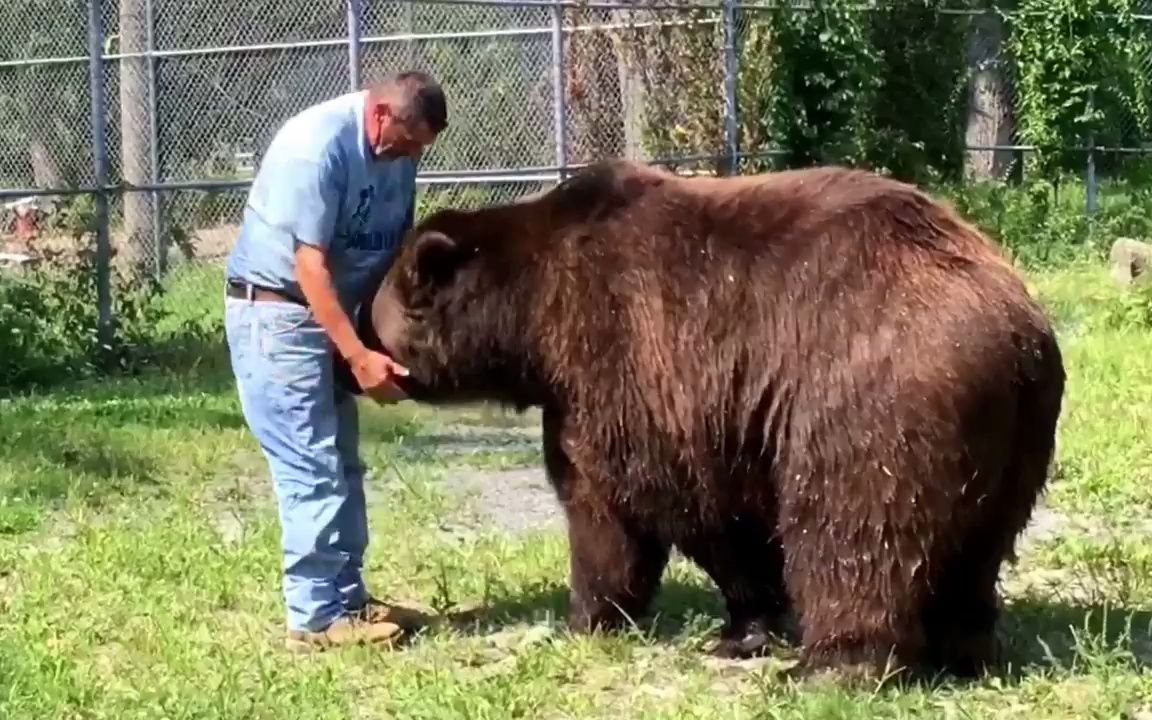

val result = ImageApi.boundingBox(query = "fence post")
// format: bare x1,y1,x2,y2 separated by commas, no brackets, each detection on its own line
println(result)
1086,138,1097,216
551,0,568,181
88,0,113,353
722,0,738,175
146,0,164,279
1086,90,1097,217
347,0,363,91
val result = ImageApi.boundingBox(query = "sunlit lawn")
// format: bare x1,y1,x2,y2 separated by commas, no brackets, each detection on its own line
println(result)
0,261,1149,719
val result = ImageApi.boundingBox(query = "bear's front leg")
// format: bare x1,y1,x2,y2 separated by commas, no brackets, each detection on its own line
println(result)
676,517,792,659
541,405,670,634
563,498,671,634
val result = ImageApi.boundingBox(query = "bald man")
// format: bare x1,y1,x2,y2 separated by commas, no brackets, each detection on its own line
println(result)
223,71,447,652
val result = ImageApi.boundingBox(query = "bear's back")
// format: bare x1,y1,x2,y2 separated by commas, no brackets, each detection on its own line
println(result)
504,162,1051,492
519,161,1013,340
523,161,1003,279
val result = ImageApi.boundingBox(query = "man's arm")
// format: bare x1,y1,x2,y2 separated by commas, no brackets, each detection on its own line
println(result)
299,246,408,401
260,155,406,395
295,243,372,363
260,154,368,361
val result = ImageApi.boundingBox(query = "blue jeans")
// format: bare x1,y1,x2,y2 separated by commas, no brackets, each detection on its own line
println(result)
224,294,370,632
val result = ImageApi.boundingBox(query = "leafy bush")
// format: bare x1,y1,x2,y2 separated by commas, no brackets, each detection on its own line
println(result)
0,250,202,394
935,173,1152,269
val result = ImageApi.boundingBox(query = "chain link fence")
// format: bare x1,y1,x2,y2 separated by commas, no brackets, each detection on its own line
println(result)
3,0,1152,358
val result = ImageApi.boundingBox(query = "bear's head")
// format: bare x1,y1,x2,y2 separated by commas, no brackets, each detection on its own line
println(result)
350,160,667,408
360,206,547,408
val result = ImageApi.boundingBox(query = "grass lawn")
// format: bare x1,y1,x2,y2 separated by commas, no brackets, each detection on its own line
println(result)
1,259,1150,719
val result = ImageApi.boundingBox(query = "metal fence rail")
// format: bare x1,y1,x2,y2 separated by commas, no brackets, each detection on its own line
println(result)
3,0,1152,349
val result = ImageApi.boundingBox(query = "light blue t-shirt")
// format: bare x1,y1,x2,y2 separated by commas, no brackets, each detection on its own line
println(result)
225,90,418,314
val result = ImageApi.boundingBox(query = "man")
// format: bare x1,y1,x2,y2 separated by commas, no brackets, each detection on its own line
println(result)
223,71,447,652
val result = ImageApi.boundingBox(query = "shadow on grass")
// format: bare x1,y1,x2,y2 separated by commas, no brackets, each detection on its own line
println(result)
0,339,240,536
0,431,166,535
1,332,236,403
427,576,1152,685
429,575,721,637
999,596,1152,676
386,431,542,464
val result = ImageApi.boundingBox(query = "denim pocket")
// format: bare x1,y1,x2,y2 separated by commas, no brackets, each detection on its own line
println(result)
258,308,328,389
263,303,317,336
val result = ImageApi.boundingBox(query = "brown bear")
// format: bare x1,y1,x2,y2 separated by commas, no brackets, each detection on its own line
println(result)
341,159,1066,682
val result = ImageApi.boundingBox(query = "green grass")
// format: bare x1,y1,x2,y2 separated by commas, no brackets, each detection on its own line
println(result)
1,261,1151,719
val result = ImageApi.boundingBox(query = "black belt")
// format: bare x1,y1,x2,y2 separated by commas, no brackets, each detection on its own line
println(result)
225,280,307,306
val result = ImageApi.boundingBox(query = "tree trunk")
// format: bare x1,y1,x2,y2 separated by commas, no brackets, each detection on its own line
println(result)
964,9,1015,181
564,6,624,164
29,137,67,190
22,66,71,190
119,0,154,271
609,8,650,161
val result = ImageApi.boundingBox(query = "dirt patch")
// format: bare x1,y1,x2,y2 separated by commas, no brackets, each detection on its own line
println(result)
437,467,563,535
429,463,1146,545
211,417,1151,556
392,422,542,462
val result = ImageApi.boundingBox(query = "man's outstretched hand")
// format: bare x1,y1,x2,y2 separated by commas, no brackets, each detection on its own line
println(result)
348,348,410,403
294,242,410,404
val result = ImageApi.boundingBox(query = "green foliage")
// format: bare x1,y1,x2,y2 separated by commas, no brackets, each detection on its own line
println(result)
937,172,1152,269
0,217,227,395
615,5,729,167
758,3,884,169
1006,0,1152,179
630,1,970,183
1094,280,1152,331
745,2,968,183
859,3,970,183
0,254,170,392
634,0,1151,185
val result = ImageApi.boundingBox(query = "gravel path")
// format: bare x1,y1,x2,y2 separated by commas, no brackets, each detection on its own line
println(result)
431,454,1152,549
219,415,1152,548
438,466,564,534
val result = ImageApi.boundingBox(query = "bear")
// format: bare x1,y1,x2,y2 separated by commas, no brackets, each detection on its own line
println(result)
339,159,1066,682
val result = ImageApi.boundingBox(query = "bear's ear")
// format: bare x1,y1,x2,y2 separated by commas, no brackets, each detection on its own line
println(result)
409,230,466,289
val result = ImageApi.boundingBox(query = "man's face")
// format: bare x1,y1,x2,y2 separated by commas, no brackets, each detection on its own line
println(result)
371,102,438,160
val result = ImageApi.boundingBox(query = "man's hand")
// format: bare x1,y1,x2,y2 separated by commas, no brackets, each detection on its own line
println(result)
294,242,410,403
348,348,410,403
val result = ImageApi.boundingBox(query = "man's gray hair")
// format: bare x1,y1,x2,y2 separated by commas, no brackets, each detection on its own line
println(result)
374,70,448,134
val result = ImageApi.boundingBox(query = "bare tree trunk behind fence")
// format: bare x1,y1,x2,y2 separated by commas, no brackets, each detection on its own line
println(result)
120,0,153,270
964,9,1016,180
610,8,652,161
87,0,113,353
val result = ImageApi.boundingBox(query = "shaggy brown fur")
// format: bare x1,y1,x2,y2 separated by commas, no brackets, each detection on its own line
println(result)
343,159,1066,681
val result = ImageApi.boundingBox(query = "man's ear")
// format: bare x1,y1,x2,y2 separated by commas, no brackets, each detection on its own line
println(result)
373,99,391,123
409,230,466,289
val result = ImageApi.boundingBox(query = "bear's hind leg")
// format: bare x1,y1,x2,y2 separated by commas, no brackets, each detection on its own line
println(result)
779,507,932,683
677,515,791,659
920,539,1002,679
921,445,1054,678
788,599,928,684
564,499,671,635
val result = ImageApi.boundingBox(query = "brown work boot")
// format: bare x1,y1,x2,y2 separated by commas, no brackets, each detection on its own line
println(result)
348,597,434,632
284,613,404,653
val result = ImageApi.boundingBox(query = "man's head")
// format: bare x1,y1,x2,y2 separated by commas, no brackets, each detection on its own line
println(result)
364,70,448,160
